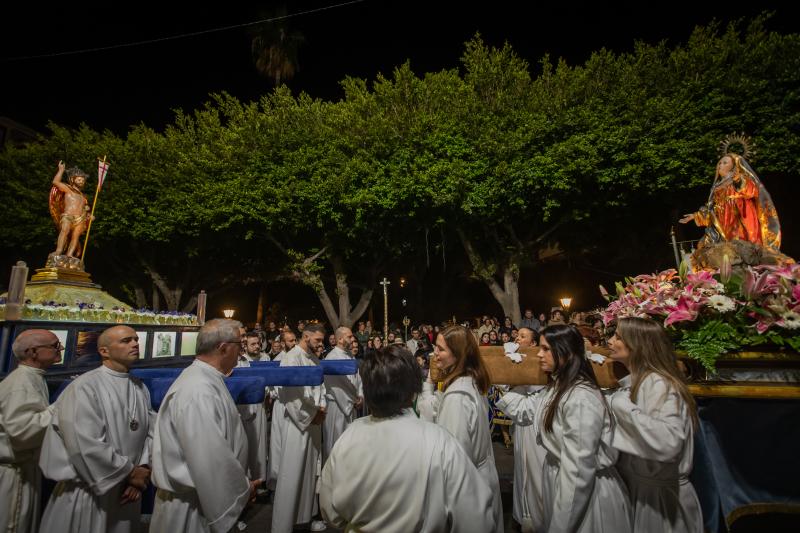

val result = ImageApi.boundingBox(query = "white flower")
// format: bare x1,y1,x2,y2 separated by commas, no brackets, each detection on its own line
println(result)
664,298,678,308
505,352,523,364
781,311,800,330
707,295,736,313
586,351,607,364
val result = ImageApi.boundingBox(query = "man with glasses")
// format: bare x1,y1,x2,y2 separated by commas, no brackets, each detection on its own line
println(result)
0,329,61,533
150,319,258,533
39,325,153,533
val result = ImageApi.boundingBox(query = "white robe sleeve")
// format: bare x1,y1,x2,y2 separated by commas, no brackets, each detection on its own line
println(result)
175,393,250,533
610,378,687,462
0,386,52,453
436,392,478,464
496,386,541,426
139,405,156,466
440,432,495,532
319,450,345,528
56,384,134,495
549,396,602,533
417,381,441,422
325,375,358,417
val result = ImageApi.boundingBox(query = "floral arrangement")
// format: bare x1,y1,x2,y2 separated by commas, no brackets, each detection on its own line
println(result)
0,297,197,326
601,263,800,370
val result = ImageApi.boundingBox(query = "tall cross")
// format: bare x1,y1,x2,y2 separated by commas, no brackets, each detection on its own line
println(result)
380,278,390,341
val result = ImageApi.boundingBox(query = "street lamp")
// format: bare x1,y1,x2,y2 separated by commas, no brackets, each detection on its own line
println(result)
559,297,572,313
223,308,235,318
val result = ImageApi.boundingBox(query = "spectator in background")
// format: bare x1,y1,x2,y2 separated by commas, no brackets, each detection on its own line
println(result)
500,331,511,345
510,328,519,341
538,313,548,328
354,321,369,346
520,309,542,334
480,333,491,346
499,316,515,336
406,328,421,354
550,309,566,325
488,330,500,346
477,319,494,339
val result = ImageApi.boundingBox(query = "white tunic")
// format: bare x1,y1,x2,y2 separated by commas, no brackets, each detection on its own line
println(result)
535,383,631,533
419,376,504,533
39,365,153,533
496,385,547,532
272,345,327,533
0,364,52,533
267,351,285,490
320,409,496,532
322,346,363,462
149,359,250,533
236,355,269,482
609,373,703,533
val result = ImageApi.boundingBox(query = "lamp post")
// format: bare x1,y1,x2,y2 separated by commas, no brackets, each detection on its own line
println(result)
223,308,235,318
559,297,572,314
379,278,390,341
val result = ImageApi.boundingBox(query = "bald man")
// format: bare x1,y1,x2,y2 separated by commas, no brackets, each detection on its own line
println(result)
497,326,547,532
0,329,61,533
39,326,154,533
150,319,255,533
322,326,363,463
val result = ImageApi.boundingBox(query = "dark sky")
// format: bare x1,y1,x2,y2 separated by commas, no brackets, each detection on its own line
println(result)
3,1,799,134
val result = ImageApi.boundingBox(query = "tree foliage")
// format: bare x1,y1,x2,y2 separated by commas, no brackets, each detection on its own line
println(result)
1,16,798,321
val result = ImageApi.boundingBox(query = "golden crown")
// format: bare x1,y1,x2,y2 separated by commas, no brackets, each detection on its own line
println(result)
718,132,756,161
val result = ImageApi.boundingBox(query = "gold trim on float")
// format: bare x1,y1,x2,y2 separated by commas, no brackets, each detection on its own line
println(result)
30,267,93,285
727,502,800,526
688,382,800,399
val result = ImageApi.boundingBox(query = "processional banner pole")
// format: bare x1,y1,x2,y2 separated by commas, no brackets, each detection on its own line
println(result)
380,278,390,341
81,156,109,262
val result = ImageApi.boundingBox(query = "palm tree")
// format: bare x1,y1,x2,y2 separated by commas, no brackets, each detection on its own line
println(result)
249,6,305,86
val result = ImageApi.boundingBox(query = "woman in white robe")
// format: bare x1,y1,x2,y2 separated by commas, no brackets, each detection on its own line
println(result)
607,317,703,533
531,324,631,533
418,325,504,533
320,344,495,532
495,327,547,532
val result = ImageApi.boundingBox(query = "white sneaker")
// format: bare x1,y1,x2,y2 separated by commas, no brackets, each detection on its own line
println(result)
310,520,327,532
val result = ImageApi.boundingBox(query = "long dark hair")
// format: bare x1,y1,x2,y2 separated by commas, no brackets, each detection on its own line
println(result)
438,325,491,395
541,324,601,433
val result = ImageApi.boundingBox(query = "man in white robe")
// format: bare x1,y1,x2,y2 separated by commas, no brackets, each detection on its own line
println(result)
237,331,270,484
0,329,61,533
150,319,258,533
39,326,153,533
267,329,296,490
272,324,327,533
320,344,495,532
322,326,363,462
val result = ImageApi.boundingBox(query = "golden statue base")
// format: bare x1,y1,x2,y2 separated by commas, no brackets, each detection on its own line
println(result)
31,267,95,286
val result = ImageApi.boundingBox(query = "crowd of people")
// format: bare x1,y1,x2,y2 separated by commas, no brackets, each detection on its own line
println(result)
0,310,702,533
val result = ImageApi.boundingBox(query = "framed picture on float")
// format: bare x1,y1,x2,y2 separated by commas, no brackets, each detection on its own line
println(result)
180,331,198,356
135,331,148,359
153,331,177,358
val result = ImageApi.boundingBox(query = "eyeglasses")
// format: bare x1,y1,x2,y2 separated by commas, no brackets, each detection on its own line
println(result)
31,341,63,351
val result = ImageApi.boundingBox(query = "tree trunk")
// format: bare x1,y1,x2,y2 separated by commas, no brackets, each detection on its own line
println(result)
458,229,523,327
134,287,147,309
142,260,183,311
181,294,198,314
314,269,373,329
256,284,266,325
151,285,160,312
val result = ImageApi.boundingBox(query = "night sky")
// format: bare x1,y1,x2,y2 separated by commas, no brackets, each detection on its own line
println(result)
2,1,800,322
3,1,799,134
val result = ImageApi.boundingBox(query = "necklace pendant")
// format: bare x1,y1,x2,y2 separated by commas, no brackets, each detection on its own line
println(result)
129,419,139,431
